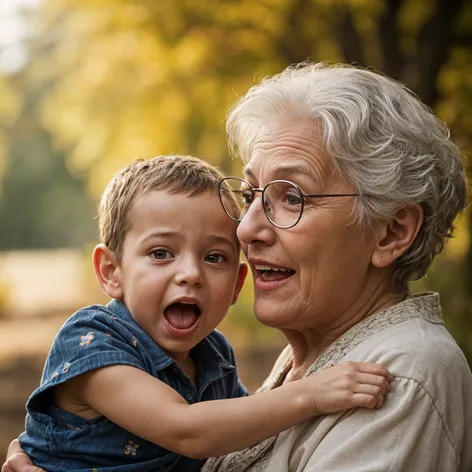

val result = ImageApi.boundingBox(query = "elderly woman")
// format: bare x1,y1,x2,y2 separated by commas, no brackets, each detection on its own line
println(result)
4,63,472,471
203,63,472,471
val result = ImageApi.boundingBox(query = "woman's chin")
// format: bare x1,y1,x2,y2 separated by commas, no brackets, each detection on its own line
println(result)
254,301,287,327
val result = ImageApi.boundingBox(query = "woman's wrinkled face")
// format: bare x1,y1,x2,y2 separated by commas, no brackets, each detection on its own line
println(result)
237,119,379,332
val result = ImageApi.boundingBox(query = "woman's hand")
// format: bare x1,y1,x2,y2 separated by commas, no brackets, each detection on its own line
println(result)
1,440,43,472
303,362,394,415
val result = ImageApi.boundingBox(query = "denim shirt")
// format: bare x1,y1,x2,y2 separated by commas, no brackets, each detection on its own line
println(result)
20,299,248,472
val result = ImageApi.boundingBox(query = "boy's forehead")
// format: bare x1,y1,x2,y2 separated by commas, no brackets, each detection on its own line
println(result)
127,189,239,246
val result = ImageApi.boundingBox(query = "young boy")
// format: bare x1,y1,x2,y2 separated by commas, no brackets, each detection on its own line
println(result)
17,155,392,472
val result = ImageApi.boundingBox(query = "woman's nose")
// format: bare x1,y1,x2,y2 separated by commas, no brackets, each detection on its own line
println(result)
236,197,275,246
174,260,204,287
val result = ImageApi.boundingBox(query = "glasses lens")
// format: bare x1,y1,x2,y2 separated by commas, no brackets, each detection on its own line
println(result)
219,178,252,221
263,181,303,228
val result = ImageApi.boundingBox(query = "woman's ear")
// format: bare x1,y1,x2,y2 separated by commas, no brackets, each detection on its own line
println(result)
231,262,249,305
93,244,124,299
372,204,424,268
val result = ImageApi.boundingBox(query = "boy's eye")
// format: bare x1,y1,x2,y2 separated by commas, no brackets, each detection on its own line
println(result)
151,248,173,260
205,253,226,264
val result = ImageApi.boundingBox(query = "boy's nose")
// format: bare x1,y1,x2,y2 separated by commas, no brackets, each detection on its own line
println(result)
174,261,204,287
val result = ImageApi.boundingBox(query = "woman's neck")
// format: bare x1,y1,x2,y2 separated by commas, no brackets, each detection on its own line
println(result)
283,285,407,378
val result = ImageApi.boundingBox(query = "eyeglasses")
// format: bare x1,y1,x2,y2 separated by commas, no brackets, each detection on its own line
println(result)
219,176,362,229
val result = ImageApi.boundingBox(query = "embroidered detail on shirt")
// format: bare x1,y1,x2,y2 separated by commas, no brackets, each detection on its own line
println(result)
62,362,71,373
80,332,95,347
131,337,137,348
66,423,81,431
124,440,139,456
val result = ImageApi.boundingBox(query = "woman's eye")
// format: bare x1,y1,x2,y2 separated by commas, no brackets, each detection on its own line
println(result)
151,248,173,260
285,193,303,205
205,253,226,264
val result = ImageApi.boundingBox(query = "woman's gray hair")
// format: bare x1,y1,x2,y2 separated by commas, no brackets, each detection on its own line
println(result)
227,62,467,287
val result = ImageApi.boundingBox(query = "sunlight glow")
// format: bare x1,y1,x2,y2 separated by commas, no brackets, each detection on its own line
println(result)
0,0,42,73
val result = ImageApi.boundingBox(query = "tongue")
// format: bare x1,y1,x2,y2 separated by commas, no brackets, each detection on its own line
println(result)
165,303,198,329
261,270,293,281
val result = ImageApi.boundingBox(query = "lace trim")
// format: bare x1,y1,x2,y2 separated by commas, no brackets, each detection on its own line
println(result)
203,293,443,472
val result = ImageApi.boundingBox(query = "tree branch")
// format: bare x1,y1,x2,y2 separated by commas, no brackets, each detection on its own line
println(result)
333,7,367,66
415,0,464,106
377,0,405,80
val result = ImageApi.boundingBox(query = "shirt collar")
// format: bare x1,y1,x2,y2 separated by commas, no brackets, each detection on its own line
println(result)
106,298,173,370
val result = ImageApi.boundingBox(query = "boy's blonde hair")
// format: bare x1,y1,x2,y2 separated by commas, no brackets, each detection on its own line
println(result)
98,155,238,259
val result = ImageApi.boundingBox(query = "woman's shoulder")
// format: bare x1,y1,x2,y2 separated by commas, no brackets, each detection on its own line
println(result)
312,292,471,399
345,314,472,415
349,316,467,367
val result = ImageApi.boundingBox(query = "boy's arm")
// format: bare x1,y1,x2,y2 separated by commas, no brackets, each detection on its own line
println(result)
66,361,392,459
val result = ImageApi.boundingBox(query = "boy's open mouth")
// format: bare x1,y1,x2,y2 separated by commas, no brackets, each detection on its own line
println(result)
164,302,201,330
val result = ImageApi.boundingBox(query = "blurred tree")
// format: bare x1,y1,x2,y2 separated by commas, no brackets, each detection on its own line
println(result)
1,0,471,356
0,69,96,249
0,75,20,187
0,3,97,250
25,0,472,184
0,111,97,250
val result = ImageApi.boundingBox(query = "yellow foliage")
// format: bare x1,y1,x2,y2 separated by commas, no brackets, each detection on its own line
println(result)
446,215,470,261
16,0,472,208
0,78,20,124
399,0,435,34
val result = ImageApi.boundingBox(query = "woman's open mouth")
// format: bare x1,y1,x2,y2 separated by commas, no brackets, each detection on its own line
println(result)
254,265,295,282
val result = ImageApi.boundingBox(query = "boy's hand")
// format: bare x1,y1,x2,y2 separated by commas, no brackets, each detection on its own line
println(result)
305,362,394,415
2,440,44,472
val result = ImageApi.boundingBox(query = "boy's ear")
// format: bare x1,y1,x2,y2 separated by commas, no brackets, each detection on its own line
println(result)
93,244,124,299
231,262,248,305
371,204,423,268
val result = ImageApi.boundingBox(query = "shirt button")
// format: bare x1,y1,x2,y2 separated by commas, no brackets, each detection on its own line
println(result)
185,393,194,402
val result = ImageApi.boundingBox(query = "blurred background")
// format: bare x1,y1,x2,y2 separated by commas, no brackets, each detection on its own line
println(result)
0,0,471,459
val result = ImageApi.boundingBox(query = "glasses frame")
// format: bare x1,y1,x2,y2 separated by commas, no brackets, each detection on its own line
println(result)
219,176,362,229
